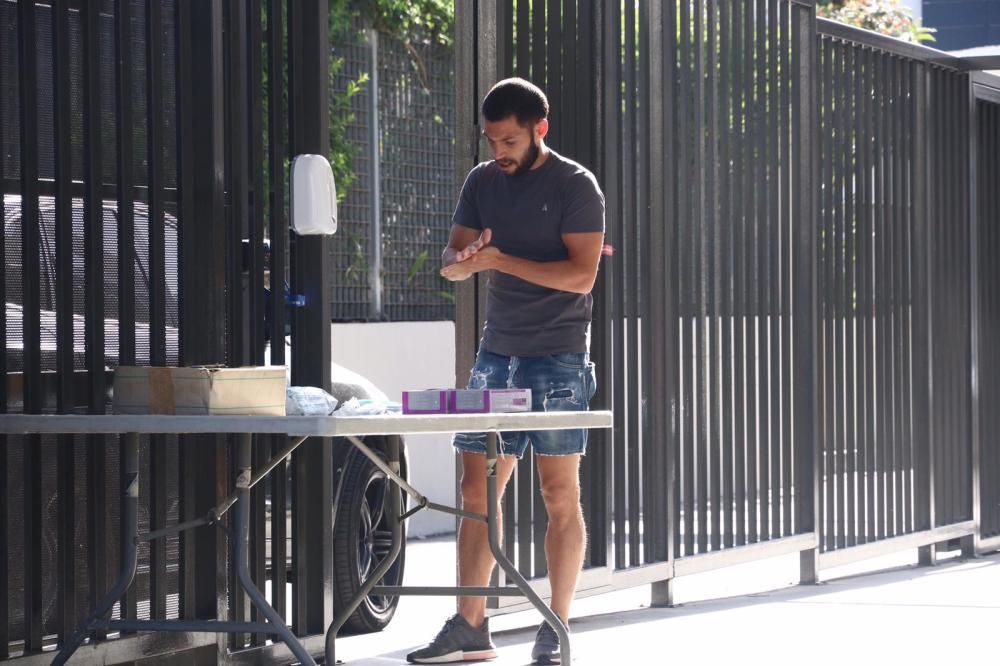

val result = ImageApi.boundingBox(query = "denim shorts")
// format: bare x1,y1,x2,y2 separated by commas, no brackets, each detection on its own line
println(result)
452,348,598,458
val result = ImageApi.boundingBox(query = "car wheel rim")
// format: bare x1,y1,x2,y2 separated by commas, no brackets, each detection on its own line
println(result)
356,469,402,614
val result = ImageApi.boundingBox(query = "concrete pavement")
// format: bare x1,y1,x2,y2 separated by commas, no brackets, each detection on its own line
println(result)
330,537,1000,665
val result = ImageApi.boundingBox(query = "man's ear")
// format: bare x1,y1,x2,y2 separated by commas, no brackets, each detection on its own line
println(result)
535,117,549,141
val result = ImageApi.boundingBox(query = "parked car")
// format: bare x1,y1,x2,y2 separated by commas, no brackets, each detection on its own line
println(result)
3,194,406,633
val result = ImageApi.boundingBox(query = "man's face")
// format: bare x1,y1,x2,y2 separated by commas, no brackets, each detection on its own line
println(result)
483,116,543,176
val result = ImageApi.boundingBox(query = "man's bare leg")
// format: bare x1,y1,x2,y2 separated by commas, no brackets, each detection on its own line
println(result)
536,454,585,623
457,451,517,628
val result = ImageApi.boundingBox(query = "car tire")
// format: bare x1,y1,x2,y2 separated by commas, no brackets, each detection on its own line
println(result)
333,447,406,634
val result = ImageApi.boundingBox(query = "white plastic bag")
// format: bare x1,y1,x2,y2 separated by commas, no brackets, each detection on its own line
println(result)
286,386,339,416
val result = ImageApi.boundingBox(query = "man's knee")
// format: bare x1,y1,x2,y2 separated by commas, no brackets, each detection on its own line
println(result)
460,471,488,510
539,479,582,522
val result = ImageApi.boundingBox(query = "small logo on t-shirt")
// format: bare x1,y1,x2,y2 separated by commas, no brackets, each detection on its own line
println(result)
541,203,548,213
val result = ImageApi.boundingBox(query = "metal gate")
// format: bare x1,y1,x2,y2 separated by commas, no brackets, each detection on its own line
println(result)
457,0,1000,612
1,0,335,662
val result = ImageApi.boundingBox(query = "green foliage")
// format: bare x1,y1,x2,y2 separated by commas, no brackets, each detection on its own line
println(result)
817,0,937,43
353,0,454,47
326,0,455,203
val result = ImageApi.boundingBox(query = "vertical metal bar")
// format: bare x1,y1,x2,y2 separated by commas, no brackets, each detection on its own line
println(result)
623,0,640,566
748,0,764,545
664,0,679,564
177,0,228,636
545,0,560,148
678,0,694,557
792,1,820,579
248,1,267,641
576,0,594,168
834,40,845,550
779,0,793,539
720,0,734,550
862,48,877,544
845,41,859,547
913,64,934,537
694,0,708,555
267,0,287,369
892,56,905,536
51,0,78,644
967,76,981,550
288,0,334,634
877,51,891,540
767,0,781,542
145,0,168,622
646,0,670,564
227,0,249,367
516,447,532,576
0,1,7,653
820,38,834,552
147,0,166,365
604,0,626,570
18,0,43,651
707,0,722,553
248,0,266,366
115,0,136,367
901,61,915,535
174,0,194,619
83,3,108,636
515,0,528,77
638,0,655,565
562,0,577,158
733,0,747,549
531,0,545,86
367,29,382,320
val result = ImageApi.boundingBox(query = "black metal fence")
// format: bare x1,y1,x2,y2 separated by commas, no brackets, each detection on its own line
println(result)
457,0,1000,611
1,0,338,662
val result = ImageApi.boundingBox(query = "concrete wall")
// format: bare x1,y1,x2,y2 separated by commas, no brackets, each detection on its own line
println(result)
331,321,458,537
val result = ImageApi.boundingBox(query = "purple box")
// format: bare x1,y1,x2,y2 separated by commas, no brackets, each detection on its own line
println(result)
448,389,490,414
402,389,448,414
448,388,532,414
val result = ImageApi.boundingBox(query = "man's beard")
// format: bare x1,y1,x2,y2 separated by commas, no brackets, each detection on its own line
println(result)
502,138,540,176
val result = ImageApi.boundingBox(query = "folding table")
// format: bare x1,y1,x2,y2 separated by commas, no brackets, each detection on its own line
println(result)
0,410,612,665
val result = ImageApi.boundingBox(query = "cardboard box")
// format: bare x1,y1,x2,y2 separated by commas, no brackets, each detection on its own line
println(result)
113,366,287,416
448,388,532,414
402,389,448,415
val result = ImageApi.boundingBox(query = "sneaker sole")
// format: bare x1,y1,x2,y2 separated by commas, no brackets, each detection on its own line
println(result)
409,649,498,664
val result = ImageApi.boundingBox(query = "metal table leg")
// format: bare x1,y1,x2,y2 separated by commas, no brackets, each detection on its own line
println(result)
484,431,571,666
52,433,140,666
233,433,316,666
325,436,404,664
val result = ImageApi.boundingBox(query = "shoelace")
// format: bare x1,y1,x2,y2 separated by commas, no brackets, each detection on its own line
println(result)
431,616,462,645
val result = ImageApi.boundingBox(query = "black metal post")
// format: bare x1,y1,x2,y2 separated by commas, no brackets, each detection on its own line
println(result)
288,0,334,637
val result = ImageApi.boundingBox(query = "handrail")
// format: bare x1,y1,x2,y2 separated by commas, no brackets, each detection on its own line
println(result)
816,17,991,71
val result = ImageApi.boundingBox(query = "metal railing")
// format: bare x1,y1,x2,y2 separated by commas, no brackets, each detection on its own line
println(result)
457,0,1000,612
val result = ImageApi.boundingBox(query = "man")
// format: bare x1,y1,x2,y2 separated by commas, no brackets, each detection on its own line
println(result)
406,78,605,665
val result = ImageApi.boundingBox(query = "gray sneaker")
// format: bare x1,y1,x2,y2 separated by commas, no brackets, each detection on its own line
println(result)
531,621,563,664
406,614,497,663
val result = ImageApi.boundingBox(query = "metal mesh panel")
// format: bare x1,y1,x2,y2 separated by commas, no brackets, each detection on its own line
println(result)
330,37,373,320
330,32,456,322
378,38,456,322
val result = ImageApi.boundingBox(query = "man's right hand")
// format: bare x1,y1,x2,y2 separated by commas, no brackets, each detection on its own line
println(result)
446,228,492,266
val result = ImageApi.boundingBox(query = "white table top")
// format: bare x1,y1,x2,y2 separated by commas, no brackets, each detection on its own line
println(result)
0,411,613,438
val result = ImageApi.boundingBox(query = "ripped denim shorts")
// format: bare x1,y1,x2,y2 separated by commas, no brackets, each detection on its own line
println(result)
452,348,598,458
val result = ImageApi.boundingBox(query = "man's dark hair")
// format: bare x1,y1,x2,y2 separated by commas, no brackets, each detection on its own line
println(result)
482,77,549,126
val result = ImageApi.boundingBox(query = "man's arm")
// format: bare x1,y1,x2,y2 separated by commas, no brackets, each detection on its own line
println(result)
441,230,604,294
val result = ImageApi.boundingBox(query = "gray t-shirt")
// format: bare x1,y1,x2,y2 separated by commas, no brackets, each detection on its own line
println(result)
453,150,605,356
